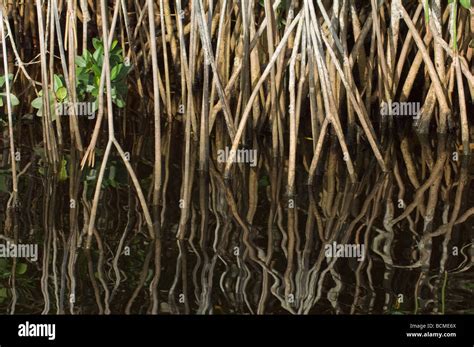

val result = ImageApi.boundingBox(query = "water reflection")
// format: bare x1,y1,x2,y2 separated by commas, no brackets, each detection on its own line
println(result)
0,126,472,314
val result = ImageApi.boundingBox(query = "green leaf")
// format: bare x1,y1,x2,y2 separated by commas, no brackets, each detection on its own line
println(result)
59,159,68,181
114,96,125,108
91,84,99,97
0,92,20,106
0,74,13,88
459,0,471,9
93,46,104,65
31,96,43,109
91,62,102,77
56,86,67,101
84,49,92,62
113,64,129,82
53,74,63,92
92,37,103,50
75,55,87,68
76,68,90,84
111,39,119,51
9,94,19,106
451,0,459,51
15,263,27,275
111,64,121,80
86,84,96,93
110,54,122,67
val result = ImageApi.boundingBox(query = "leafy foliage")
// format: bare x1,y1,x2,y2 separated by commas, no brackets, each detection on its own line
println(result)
30,38,130,116
75,38,130,110
0,74,19,108
0,258,28,304
31,74,67,118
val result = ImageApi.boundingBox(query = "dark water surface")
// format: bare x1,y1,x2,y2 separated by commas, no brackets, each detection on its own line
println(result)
0,124,473,315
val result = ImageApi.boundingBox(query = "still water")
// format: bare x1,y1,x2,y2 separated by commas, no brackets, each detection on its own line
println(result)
0,125,473,315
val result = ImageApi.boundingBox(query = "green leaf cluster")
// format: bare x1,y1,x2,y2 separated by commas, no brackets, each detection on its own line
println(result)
30,38,130,116
0,74,19,108
0,259,28,304
75,38,130,110
31,74,67,119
